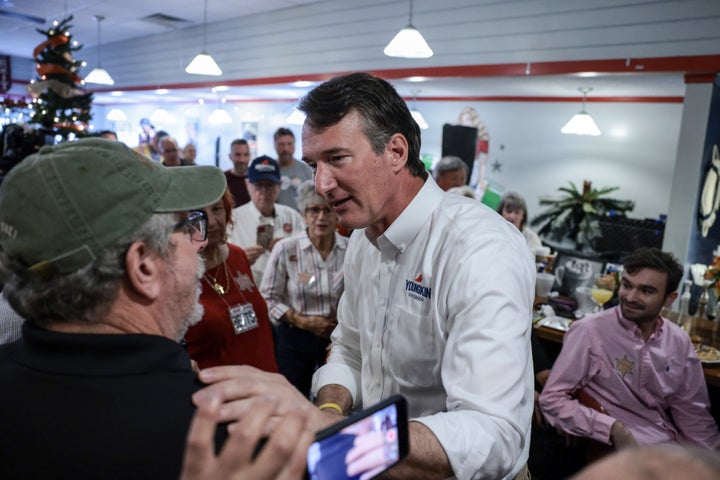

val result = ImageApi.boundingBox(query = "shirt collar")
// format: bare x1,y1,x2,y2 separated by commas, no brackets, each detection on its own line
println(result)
369,176,443,255
299,230,347,254
247,201,275,220
614,305,664,339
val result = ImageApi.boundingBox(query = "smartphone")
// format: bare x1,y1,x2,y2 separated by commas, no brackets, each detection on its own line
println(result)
256,224,273,249
306,395,409,480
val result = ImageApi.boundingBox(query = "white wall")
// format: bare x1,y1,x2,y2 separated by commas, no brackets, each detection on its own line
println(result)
94,96,681,224
416,100,681,222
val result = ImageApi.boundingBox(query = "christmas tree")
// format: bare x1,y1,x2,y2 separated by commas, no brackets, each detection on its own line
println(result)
26,15,93,139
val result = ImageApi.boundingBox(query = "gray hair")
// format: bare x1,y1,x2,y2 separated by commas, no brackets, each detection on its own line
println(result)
0,213,177,327
296,179,325,213
433,156,468,179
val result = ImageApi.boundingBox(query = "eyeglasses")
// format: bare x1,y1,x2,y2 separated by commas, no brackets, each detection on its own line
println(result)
172,210,208,242
306,206,334,217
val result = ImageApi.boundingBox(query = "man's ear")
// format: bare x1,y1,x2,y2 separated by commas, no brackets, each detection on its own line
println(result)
125,241,162,300
387,133,409,174
663,291,679,308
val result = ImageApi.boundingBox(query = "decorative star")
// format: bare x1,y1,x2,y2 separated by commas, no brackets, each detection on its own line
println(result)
491,159,502,172
233,272,254,291
614,354,634,378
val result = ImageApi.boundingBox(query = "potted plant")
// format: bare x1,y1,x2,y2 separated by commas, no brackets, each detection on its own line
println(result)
531,180,634,251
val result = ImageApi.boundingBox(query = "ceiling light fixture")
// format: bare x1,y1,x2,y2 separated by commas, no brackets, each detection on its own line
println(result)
106,108,127,121
208,96,232,124
85,15,115,85
561,87,601,136
185,0,222,76
384,0,433,58
286,107,306,125
408,90,428,129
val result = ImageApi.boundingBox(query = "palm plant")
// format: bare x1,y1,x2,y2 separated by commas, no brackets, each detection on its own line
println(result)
531,181,634,250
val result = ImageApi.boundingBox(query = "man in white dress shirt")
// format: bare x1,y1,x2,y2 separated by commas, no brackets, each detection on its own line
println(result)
228,156,304,285
301,73,535,480
193,73,535,480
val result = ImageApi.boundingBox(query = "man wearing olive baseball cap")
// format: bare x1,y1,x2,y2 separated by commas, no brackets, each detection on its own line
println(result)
0,138,226,478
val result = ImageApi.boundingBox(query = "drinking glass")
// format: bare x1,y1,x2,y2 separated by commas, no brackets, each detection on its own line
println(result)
591,273,615,311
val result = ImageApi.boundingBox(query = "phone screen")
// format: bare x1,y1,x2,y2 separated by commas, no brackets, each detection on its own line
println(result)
306,395,408,480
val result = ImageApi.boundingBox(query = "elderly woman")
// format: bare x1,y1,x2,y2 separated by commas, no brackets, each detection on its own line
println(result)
498,191,543,251
260,180,347,397
184,189,277,371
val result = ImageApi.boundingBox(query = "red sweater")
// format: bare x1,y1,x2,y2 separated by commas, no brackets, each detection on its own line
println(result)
185,244,278,372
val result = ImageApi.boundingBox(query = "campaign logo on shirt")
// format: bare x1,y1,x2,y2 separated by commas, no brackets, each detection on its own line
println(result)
283,222,293,233
405,274,431,302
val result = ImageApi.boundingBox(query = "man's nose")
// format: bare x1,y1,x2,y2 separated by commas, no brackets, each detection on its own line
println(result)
314,163,336,197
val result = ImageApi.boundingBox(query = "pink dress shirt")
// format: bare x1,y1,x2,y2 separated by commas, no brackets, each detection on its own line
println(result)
538,306,720,449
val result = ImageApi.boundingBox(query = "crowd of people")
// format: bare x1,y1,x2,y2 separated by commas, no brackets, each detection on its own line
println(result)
0,72,718,480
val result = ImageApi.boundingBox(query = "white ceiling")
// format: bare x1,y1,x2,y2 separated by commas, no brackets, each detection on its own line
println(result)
0,0,716,104
0,0,327,58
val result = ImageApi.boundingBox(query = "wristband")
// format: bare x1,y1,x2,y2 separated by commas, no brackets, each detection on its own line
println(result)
318,402,343,415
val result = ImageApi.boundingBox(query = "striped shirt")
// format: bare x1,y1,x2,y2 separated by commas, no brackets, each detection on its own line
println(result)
260,231,347,325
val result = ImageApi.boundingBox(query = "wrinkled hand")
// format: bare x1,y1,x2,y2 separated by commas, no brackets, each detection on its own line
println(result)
194,365,338,435
244,245,266,265
346,430,391,480
181,393,313,480
294,313,337,339
610,421,639,450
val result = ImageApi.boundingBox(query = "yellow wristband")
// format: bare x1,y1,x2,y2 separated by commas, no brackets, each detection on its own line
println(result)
318,402,344,415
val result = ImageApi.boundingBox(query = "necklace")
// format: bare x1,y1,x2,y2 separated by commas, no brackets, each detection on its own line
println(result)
204,260,231,295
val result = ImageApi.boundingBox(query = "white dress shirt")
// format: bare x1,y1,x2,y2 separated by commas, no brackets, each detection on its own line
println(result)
312,177,535,480
228,202,305,285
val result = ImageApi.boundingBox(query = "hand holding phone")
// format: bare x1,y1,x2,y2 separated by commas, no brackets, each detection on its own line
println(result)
306,395,408,480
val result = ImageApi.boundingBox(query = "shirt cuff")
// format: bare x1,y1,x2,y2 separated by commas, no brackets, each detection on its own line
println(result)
311,362,361,408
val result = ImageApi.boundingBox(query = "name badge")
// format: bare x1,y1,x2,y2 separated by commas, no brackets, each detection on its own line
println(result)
229,303,259,335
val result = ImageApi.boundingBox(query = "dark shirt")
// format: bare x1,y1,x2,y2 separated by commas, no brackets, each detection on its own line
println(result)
224,170,251,207
0,322,224,479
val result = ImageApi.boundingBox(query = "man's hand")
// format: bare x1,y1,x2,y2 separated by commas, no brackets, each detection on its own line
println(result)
194,365,339,434
610,421,639,450
293,313,337,338
181,393,313,480
244,245,266,265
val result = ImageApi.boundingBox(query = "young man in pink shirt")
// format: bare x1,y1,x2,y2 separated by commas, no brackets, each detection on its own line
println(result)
539,247,720,451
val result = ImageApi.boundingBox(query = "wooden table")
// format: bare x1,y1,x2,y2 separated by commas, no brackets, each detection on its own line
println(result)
534,309,720,387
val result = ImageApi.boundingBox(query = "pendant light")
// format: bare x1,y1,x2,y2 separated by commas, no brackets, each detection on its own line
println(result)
286,107,306,125
561,87,601,136
208,96,232,124
85,15,115,85
384,0,433,58
185,0,222,76
409,90,428,129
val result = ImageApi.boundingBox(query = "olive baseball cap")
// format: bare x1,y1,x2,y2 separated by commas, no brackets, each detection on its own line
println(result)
0,138,226,277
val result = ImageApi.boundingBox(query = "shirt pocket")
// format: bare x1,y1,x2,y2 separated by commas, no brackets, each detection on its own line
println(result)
387,305,438,387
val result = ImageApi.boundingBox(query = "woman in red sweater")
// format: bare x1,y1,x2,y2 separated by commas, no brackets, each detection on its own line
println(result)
184,189,277,371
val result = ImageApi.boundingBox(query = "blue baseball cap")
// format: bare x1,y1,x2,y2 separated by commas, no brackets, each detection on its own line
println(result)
247,155,280,184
